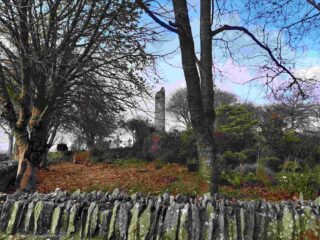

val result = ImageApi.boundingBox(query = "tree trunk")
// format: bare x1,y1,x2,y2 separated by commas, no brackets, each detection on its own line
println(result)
15,122,48,192
7,129,14,157
40,148,49,169
172,0,219,194
40,126,57,168
15,132,37,193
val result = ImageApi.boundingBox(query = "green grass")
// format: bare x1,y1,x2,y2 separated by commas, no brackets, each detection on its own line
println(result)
112,157,146,168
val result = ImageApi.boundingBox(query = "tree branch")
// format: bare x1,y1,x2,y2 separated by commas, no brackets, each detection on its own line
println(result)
136,0,179,33
0,64,17,127
212,24,305,95
307,0,320,12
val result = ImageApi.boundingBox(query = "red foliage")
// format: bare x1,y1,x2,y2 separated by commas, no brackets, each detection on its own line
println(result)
73,151,90,165
213,130,227,139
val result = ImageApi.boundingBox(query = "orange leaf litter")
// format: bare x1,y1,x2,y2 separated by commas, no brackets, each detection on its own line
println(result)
37,162,208,195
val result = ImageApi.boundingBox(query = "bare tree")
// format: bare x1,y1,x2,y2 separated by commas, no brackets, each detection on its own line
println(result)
167,88,191,128
62,78,120,153
167,87,238,129
0,0,155,192
272,91,312,131
137,0,304,194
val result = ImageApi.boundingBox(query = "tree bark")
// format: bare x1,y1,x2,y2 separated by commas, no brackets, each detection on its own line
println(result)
15,123,48,192
40,126,57,169
7,129,14,157
172,0,219,194
200,0,215,130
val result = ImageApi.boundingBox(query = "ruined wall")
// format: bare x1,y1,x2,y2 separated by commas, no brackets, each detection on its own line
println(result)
0,160,18,192
0,189,319,239
155,87,165,132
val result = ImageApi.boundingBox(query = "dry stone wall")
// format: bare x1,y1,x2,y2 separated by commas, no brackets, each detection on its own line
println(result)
0,160,18,192
0,189,319,239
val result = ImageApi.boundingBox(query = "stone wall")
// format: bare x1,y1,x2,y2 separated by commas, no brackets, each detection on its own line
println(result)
0,189,319,239
0,160,18,192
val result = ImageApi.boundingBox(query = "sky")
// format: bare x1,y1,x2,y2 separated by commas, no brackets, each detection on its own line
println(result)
1,0,320,152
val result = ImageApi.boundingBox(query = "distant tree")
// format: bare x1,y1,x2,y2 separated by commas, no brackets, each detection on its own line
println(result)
271,90,312,131
167,87,238,129
258,106,287,156
124,117,156,152
166,88,191,128
215,104,258,151
214,89,238,108
63,82,120,153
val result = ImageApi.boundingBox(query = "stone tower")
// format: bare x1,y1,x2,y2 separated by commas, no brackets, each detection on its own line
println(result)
155,87,165,131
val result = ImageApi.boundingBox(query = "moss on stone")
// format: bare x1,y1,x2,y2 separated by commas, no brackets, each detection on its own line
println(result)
23,201,35,234
178,204,189,240
279,205,294,240
300,206,320,238
228,216,237,240
66,204,79,237
139,203,152,239
128,203,140,240
6,200,23,235
108,202,120,239
50,205,62,236
33,201,44,235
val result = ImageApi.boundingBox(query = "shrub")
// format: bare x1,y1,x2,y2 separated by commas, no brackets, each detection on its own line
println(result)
277,169,318,198
240,148,257,164
280,160,302,172
90,148,105,162
142,130,197,165
187,159,198,172
113,158,145,167
223,151,246,169
154,159,165,169
262,156,282,172
57,143,68,152
48,152,63,162
73,151,90,164
221,170,258,188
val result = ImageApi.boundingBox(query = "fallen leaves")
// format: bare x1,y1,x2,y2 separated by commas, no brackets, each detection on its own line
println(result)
37,162,302,201
37,162,208,195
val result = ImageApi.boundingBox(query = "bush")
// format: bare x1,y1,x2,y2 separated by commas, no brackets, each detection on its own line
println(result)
277,168,319,198
187,159,198,172
142,130,197,165
113,158,145,167
262,156,282,172
223,151,246,169
154,159,165,169
48,152,63,162
73,151,90,164
221,170,258,188
90,148,105,162
280,160,302,172
57,143,68,152
240,149,257,164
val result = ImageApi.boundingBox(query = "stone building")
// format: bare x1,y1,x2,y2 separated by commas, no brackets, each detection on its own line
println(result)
154,87,165,132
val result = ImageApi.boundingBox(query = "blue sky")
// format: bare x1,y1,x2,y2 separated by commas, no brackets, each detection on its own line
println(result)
149,0,320,104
